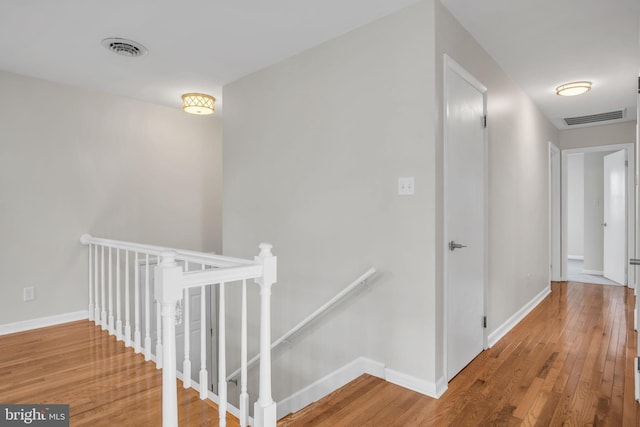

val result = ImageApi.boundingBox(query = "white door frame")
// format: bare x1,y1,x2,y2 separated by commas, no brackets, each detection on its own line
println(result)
442,54,488,383
549,142,561,282
561,143,635,287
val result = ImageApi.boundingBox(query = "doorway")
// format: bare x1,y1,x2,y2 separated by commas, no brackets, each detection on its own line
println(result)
140,260,217,391
549,142,561,282
561,144,635,288
443,55,487,381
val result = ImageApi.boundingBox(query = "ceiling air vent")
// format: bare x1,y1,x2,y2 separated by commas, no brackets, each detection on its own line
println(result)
101,38,148,57
563,109,625,126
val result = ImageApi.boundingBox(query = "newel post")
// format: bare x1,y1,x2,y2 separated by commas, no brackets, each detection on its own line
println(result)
79,234,93,321
154,251,183,427
254,243,277,427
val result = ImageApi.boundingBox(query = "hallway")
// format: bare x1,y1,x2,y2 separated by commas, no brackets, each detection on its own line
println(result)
280,282,639,426
567,259,620,286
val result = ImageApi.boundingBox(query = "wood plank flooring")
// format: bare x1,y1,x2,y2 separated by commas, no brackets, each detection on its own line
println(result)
280,282,640,426
0,320,238,426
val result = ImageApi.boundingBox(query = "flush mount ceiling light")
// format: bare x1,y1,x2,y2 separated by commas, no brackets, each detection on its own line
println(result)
556,81,592,96
182,93,216,115
101,38,148,57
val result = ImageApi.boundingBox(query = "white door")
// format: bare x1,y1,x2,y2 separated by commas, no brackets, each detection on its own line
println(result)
444,57,486,381
175,286,216,388
141,261,215,388
603,150,626,285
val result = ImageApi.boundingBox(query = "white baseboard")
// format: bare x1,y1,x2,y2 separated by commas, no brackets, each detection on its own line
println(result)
582,269,603,275
435,375,448,397
385,368,446,398
568,255,584,260
277,357,385,419
487,285,550,347
277,357,444,419
0,311,89,336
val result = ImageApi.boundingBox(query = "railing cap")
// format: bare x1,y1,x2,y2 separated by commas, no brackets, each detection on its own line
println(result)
80,234,93,245
159,250,178,265
259,243,273,256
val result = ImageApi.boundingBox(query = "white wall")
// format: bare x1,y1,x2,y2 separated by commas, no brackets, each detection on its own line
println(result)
559,122,636,150
434,1,559,376
224,0,562,403
223,1,437,400
0,70,223,325
567,153,585,259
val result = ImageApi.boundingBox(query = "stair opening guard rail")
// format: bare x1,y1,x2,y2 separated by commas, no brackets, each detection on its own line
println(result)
227,267,376,384
80,234,277,427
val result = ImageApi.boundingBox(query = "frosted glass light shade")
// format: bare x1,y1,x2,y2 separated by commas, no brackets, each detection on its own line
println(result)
555,81,591,96
182,93,216,115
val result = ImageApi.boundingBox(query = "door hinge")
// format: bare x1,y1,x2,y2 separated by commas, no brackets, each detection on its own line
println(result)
625,160,629,167
637,357,640,373
483,115,487,128
210,327,213,337
483,316,487,328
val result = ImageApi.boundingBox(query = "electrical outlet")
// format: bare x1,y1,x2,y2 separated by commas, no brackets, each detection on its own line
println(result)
23,286,35,302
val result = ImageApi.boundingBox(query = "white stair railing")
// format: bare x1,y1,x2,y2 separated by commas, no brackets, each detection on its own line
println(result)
227,267,376,384
80,234,277,427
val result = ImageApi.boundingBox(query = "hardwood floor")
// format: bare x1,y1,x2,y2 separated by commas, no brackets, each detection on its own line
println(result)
280,281,640,426
0,320,237,426
2,281,638,426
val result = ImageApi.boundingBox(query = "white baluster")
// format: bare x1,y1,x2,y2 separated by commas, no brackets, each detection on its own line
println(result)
183,286,191,389
116,249,122,340
145,253,151,361
254,243,277,427
94,245,100,325
155,251,182,427
199,282,208,399
240,279,248,427
101,246,107,329
124,250,132,347
88,243,93,321
108,247,114,334
134,252,141,354
218,282,227,427
156,298,163,369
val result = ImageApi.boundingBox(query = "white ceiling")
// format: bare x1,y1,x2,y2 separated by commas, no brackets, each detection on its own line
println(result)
440,0,640,129
0,0,638,129
0,0,419,115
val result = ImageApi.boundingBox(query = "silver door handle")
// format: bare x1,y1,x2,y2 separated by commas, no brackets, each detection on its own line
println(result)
449,241,467,251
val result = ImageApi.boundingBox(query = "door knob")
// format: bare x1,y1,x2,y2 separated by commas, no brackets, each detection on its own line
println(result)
449,241,467,251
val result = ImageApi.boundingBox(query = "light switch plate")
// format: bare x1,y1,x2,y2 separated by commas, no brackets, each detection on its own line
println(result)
398,177,415,195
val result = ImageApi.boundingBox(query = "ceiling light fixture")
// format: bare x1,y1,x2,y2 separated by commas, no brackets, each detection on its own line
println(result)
182,93,216,115
556,81,592,96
